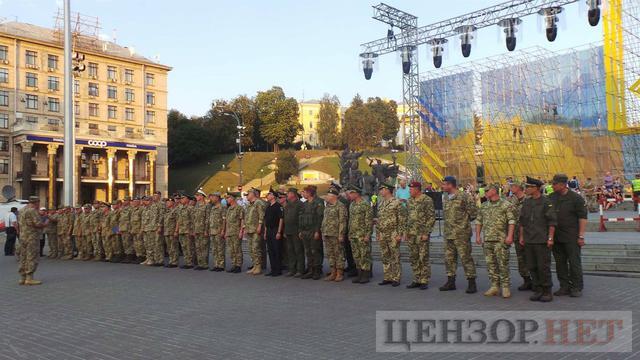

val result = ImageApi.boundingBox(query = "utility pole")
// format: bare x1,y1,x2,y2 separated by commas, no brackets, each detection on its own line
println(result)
63,0,75,206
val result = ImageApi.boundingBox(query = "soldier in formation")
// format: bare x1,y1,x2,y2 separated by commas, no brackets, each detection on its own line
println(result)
405,181,435,290
375,183,406,287
347,186,373,284
321,188,347,282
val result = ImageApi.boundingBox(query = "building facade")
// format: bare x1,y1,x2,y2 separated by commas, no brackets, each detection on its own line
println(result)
0,21,170,207
297,101,344,148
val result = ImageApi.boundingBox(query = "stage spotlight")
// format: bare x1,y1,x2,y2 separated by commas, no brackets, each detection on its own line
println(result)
498,18,522,51
587,0,601,26
427,38,447,69
398,45,415,74
454,25,476,58
359,52,378,80
538,7,563,42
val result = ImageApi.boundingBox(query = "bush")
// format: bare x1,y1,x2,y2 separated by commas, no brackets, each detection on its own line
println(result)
275,149,299,184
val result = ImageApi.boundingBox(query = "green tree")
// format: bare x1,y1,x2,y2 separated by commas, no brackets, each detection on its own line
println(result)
168,109,213,166
275,149,300,184
255,86,301,152
366,97,399,144
317,94,341,149
229,95,265,150
201,100,238,154
342,94,382,149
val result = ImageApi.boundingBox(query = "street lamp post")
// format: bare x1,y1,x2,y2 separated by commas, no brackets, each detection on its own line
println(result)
63,0,75,206
221,111,245,190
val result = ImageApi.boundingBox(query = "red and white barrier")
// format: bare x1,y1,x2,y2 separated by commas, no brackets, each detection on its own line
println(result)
599,204,640,232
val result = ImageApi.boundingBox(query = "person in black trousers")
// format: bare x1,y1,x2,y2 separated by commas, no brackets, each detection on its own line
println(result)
264,189,284,277
4,207,18,256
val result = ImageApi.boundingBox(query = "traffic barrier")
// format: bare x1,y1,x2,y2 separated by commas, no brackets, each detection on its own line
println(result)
599,204,640,232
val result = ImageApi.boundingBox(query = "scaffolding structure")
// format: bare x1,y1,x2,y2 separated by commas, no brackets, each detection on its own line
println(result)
53,9,101,51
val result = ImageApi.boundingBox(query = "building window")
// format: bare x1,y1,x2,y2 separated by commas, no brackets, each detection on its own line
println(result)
125,69,134,83
144,129,155,136
0,91,8,106
26,94,38,109
74,80,79,94
48,54,58,69
0,68,7,83
0,113,7,128
145,110,155,123
47,97,60,112
48,76,59,91
88,82,98,97
146,92,155,105
88,123,98,130
125,127,134,137
145,73,155,86
89,103,99,117
0,46,7,61
125,107,134,121
108,125,116,132
26,73,38,87
26,116,38,123
74,101,80,115
107,85,117,99
108,105,117,119
107,66,117,80
48,118,60,126
0,136,8,151
75,121,79,128
0,159,8,174
25,50,37,66
309,121,313,129
88,62,98,77
125,88,134,102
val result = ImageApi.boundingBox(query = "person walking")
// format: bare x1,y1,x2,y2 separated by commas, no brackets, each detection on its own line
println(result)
4,207,18,256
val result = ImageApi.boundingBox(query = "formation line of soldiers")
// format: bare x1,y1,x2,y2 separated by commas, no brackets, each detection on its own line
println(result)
17,173,587,303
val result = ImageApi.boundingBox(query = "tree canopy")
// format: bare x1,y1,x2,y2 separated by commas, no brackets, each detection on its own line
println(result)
316,94,342,149
342,94,383,149
255,86,301,152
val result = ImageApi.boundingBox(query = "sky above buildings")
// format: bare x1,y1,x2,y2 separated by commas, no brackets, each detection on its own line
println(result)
2,0,601,116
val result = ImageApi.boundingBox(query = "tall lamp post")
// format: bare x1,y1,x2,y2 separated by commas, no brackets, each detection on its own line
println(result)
63,0,74,206
221,111,245,190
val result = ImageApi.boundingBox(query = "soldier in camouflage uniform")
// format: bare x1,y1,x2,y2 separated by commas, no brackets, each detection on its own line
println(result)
60,206,75,259
508,181,532,290
223,193,244,273
321,188,347,282
299,185,324,280
17,196,49,285
100,205,113,262
376,183,406,287
80,204,94,260
193,190,210,270
440,176,478,294
207,193,225,271
110,201,124,263
72,206,83,260
118,197,135,263
90,202,105,261
244,188,266,275
44,209,58,259
130,198,145,262
176,194,195,268
476,185,516,298
347,186,373,284
163,198,179,268
142,195,163,266
406,181,435,290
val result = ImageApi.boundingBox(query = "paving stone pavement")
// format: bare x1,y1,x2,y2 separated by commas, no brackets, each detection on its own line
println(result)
0,254,638,360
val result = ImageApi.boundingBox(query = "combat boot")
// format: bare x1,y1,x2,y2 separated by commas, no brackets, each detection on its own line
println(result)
359,270,370,284
483,286,499,296
301,269,314,279
324,267,336,281
502,288,511,299
334,269,344,282
352,270,362,283
24,275,42,286
18,276,26,285
539,288,553,302
518,277,532,291
553,287,570,296
439,276,456,291
61,255,73,260
251,264,263,275
529,288,543,301
312,266,322,280
466,278,477,294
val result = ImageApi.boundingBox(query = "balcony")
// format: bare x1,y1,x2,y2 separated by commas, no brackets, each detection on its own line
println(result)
13,119,62,134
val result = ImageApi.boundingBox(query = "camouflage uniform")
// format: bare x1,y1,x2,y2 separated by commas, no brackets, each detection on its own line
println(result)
348,199,373,271
72,211,84,259
44,214,58,258
299,197,324,274
193,201,210,268
80,209,94,259
118,204,135,258
143,201,163,265
100,210,114,260
443,189,478,279
321,201,347,270
478,198,516,288
244,199,266,269
208,203,225,269
110,208,122,259
130,205,144,259
508,194,529,281
224,204,244,267
163,205,179,266
376,197,407,282
406,194,436,284
176,203,194,266
582,180,597,212
89,207,104,260
61,210,74,258
17,206,43,277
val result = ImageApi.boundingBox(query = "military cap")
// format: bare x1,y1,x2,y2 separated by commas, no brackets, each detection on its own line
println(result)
123,196,131,201
510,180,525,189
330,181,343,191
408,181,422,189
226,192,241,198
442,176,457,186
277,191,287,198
166,197,175,202
327,188,339,196
287,187,299,194
209,192,221,197
196,188,207,197
250,187,261,195
552,173,569,184
28,196,40,203
111,201,119,205
267,188,279,197
486,184,500,192
83,203,92,208
379,182,394,191
39,207,46,211
525,176,543,187
346,185,362,194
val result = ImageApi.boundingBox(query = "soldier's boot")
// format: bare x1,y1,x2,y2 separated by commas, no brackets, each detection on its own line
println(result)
483,286,499,297
466,278,477,294
529,288,543,301
251,263,263,275
518,277,533,291
501,288,512,299
553,287,570,296
24,275,42,286
301,269,314,279
539,288,553,302
352,270,362,283
61,255,73,260
439,276,456,291
312,266,322,280
359,270,371,284
334,269,344,282
18,275,26,285
324,267,336,281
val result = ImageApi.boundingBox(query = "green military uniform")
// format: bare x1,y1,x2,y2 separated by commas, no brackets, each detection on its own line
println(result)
376,196,407,283
110,206,123,261
406,194,435,285
193,200,210,268
163,204,179,266
208,202,225,269
176,202,194,267
17,203,46,281
142,201,163,265
582,180,597,212
348,197,373,276
299,197,324,278
244,198,267,270
118,203,135,261
283,197,303,275
549,188,587,293
443,189,478,279
508,193,529,284
72,210,83,259
321,200,347,271
130,204,144,260
89,206,104,260
100,209,113,260
44,213,58,258
80,207,94,260
478,198,516,289
224,203,244,268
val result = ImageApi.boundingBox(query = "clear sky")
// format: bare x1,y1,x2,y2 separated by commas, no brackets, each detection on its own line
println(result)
1,0,601,116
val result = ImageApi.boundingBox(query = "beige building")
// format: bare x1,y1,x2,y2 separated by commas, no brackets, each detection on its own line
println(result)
0,22,170,207
297,101,344,148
